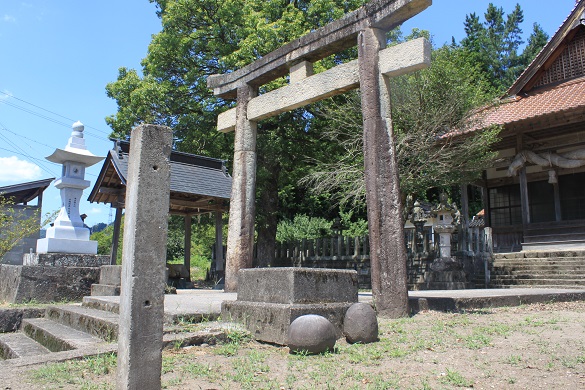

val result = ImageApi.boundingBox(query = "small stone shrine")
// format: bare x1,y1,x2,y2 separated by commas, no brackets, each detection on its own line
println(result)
222,267,358,345
423,193,469,289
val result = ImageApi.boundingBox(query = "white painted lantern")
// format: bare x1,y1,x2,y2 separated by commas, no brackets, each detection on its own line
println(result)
36,121,105,254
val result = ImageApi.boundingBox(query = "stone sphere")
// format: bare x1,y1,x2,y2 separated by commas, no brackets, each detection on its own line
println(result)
287,314,337,354
343,302,378,344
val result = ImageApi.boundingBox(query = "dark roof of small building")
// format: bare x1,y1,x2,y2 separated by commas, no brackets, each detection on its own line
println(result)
0,178,54,204
88,140,232,215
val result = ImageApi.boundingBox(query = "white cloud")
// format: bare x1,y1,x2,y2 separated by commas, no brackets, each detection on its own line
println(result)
2,15,16,23
0,156,42,182
0,89,12,101
87,207,102,215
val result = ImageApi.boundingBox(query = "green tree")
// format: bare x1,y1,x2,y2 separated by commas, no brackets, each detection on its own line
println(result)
105,0,366,266
302,40,501,209
460,3,549,92
0,197,55,261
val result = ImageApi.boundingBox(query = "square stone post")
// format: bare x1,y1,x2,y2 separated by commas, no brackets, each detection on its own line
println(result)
225,84,258,292
358,27,408,317
116,124,172,390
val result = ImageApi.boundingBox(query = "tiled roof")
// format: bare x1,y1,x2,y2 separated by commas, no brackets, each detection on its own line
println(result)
460,76,585,134
110,149,232,200
88,140,232,214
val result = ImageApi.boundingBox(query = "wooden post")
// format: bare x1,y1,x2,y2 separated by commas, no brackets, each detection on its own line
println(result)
215,211,224,274
110,207,123,265
553,180,562,222
359,27,408,317
460,184,469,251
184,215,192,281
225,85,258,292
517,135,531,226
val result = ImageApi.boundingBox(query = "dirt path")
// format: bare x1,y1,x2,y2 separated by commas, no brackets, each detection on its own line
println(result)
3,301,585,389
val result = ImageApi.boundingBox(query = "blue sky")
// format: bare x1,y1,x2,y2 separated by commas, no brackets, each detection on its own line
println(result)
0,0,578,227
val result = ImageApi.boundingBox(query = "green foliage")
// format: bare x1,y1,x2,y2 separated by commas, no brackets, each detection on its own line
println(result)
90,217,124,263
460,3,549,93
0,196,56,260
303,39,501,206
91,213,219,279
106,0,370,264
276,214,332,243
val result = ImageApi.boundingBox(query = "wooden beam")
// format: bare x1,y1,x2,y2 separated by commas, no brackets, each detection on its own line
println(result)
217,38,431,132
110,207,123,265
184,215,192,281
207,0,431,98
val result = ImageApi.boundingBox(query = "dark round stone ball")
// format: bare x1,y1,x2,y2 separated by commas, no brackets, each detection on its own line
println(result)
343,302,378,344
287,314,337,354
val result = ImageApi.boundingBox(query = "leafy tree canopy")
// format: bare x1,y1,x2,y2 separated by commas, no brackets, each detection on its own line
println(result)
459,3,549,93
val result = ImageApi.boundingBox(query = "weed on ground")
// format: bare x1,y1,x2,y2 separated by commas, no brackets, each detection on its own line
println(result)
5,301,585,389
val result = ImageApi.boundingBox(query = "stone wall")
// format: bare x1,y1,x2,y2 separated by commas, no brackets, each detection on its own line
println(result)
0,264,100,304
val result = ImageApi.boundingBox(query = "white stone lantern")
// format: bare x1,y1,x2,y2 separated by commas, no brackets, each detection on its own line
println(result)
431,193,457,260
36,121,105,254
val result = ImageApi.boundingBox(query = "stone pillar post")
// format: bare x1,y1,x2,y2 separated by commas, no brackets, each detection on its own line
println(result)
358,27,408,317
116,124,172,390
225,84,258,292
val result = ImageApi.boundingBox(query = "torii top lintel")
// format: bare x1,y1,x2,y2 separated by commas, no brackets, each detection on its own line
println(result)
207,0,431,99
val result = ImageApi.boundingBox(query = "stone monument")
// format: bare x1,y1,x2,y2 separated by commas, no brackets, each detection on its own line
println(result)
36,121,104,255
423,193,469,289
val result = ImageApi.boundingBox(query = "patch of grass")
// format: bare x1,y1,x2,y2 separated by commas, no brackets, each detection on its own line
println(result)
505,354,522,366
439,368,473,387
28,353,116,389
464,332,492,349
213,328,251,357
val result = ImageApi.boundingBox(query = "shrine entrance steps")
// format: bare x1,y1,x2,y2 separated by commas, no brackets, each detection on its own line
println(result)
522,220,585,251
0,295,234,368
489,250,585,289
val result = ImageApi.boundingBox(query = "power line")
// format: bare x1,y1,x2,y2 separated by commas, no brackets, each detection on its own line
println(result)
0,90,112,137
0,126,55,151
0,99,108,141
0,145,98,179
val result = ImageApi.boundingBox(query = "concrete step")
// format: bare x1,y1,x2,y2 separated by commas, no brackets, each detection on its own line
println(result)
494,251,585,259
523,233,585,243
492,266,585,272
486,283,585,289
0,332,51,359
491,272,585,280
91,284,120,296
99,265,121,286
45,304,119,342
489,278,585,286
493,257,585,264
22,318,104,352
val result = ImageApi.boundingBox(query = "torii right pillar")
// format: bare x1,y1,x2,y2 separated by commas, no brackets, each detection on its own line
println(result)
359,27,408,317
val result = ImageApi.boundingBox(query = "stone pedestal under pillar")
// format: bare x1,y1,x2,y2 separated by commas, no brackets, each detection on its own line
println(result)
222,268,358,345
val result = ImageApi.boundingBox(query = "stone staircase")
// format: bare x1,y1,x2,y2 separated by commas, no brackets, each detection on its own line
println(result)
0,296,236,366
489,250,585,289
90,265,121,296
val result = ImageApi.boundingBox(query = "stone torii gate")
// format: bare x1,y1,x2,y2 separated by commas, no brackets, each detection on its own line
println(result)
208,0,431,317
